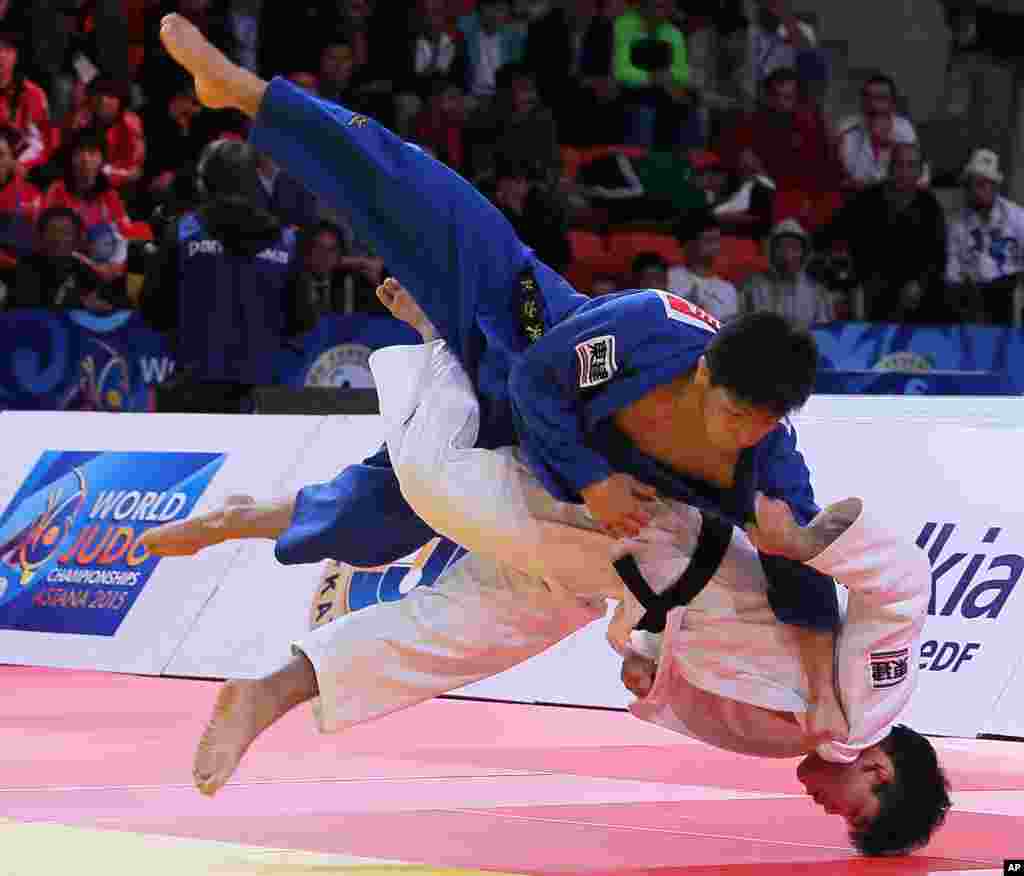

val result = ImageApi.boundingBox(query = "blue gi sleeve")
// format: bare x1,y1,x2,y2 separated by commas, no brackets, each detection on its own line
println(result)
756,421,840,632
249,77,529,373
275,445,437,568
509,291,711,500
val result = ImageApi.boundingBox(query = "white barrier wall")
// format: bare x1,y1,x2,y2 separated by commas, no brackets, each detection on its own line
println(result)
4,398,1024,737
0,412,325,674
164,415,387,679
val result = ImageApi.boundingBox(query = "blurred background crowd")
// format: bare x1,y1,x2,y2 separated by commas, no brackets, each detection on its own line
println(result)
0,0,1022,410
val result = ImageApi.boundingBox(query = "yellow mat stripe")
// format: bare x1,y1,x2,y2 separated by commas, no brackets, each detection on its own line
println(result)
0,819,526,876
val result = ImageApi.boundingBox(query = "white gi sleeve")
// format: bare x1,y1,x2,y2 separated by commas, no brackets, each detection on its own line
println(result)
805,501,931,763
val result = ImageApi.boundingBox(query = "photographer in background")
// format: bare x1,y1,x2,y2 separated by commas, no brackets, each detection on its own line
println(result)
139,138,311,413
9,206,129,313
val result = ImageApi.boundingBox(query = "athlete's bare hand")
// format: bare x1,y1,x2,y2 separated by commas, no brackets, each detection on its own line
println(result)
621,652,656,698
806,694,850,746
745,492,815,561
581,473,658,539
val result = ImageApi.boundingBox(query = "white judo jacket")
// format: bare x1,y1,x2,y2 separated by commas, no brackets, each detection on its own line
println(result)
618,502,930,763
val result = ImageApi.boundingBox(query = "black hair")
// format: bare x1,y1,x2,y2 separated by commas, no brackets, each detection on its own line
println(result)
703,312,817,415
861,73,897,98
762,66,800,96
37,206,84,236
632,251,668,275
674,207,719,245
851,725,951,856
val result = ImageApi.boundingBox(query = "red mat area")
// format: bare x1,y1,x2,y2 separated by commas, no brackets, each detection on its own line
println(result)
0,666,1016,874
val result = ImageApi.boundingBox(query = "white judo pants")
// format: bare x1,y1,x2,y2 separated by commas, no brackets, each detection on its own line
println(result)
292,341,616,733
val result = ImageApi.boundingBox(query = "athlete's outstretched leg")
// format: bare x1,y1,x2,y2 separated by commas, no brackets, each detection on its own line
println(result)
191,554,604,795
159,13,586,384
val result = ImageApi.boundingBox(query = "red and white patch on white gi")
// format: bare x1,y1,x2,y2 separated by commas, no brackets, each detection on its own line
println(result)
576,334,617,388
656,291,720,333
868,648,910,690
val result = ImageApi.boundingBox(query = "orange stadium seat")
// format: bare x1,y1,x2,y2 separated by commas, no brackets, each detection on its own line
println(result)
605,231,685,276
712,236,769,286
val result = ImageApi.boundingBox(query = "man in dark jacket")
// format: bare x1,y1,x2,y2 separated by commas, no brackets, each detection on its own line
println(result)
816,143,948,323
140,137,312,413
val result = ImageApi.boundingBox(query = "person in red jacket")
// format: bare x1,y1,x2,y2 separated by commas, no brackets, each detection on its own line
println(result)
0,124,41,276
58,78,146,189
716,67,841,211
0,32,52,174
43,130,130,284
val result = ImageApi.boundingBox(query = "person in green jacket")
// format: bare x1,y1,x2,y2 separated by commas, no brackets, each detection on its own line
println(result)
612,0,701,149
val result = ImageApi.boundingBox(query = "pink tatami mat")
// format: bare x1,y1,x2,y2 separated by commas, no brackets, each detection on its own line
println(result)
0,666,1016,875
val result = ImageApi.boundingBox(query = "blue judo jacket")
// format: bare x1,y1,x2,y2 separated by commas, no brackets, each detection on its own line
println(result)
250,78,837,631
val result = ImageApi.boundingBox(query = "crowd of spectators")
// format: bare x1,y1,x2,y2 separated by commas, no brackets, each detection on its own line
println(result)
0,0,1021,390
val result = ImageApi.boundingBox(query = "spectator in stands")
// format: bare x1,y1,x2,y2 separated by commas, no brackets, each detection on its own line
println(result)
287,72,319,94
524,0,619,146
0,32,52,176
10,206,128,313
0,125,41,279
590,272,619,296
393,0,466,136
741,218,834,327
458,0,525,102
668,209,739,321
574,145,704,226
294,219,347,320
413,78,468,171
464,62,560,184
717,67,842,224
141,82,205,205
43,130,130,285
807,238,860,321
254,152,319,229
817,143,946,323
227,0,261,73
693,150,776,240
60,78,146,190
140,138,309,413
613,0,701,149
838,74,918,192
316,35,357,108
741,0,825,105
482,154,571,273
946,148,1024,325
631,251,669,289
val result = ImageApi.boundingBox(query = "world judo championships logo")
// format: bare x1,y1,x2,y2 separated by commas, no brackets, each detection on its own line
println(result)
0,467,87,599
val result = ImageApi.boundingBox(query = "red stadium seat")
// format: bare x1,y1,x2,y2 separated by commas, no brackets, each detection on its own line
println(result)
606,231,685,276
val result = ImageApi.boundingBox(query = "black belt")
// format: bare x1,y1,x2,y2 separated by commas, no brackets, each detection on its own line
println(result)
613,510,733,633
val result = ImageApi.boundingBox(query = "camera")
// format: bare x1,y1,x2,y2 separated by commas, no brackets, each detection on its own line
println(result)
630,38,673,73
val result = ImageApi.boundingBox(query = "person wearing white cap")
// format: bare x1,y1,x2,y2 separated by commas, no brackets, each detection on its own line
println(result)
946,148,1024,324
740,218,835,328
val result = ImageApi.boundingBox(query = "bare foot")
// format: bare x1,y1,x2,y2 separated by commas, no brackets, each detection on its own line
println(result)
140,494,255,557
193,679,281,796
376,277,438,341
194,656,317,796
159,13,241,110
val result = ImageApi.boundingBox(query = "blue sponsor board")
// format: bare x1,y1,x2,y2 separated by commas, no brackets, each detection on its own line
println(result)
0,450,225,635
